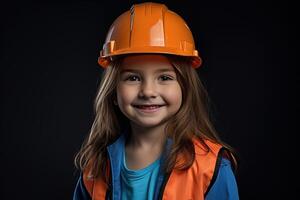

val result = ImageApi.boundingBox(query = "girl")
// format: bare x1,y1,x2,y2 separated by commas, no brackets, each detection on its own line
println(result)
73,2,239,200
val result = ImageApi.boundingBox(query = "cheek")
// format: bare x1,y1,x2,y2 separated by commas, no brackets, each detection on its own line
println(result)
164,84,182,105
116,85,137,104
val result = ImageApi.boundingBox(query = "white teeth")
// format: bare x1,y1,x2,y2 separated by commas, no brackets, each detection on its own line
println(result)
135,105,161,109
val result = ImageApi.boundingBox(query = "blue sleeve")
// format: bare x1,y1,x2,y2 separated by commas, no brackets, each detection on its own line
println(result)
73,173,92,200
205,158,239,200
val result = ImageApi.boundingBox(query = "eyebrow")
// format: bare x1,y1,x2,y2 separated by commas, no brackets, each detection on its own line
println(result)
120,68,175,74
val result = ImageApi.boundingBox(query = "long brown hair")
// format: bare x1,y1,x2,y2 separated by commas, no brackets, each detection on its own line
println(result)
74,54,237,181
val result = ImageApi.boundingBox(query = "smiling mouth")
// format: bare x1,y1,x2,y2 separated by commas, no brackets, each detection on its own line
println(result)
133,105,165,110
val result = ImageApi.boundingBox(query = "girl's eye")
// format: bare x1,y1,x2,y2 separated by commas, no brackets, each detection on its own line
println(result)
159,75,173,81
124,74,174,81
125,75,140,81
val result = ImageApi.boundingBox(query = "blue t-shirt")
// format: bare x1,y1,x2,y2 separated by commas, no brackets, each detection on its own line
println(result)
121,149,161,200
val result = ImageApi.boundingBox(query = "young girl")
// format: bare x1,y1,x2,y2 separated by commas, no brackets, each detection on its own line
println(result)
73,2,239,200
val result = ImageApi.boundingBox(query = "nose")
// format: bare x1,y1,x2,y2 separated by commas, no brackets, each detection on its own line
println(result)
138,80,158,98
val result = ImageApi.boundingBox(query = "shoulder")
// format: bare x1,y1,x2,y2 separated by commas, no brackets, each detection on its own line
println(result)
192,138,223,166
75,157,99,199
74,158,110,200
82,159,96,197
73,173,92,200
191,138,237,195
192,138,235,165
205,158,239,200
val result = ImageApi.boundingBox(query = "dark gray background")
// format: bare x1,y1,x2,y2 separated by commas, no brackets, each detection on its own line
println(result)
1,0,289,199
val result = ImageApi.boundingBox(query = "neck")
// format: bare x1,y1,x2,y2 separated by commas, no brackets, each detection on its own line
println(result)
127,122,167,150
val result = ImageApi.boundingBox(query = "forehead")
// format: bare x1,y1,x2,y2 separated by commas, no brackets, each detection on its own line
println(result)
120,54,174,72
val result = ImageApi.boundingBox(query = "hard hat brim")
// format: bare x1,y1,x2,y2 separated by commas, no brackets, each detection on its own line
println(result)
98,53,202,69
98,46,202,69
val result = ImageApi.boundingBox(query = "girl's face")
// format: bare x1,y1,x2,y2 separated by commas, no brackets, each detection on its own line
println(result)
116,54,182,128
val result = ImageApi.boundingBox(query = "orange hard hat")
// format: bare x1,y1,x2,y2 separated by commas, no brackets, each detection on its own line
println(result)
98,2,202,68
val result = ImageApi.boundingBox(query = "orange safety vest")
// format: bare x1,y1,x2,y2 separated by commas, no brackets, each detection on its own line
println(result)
82,138,225,200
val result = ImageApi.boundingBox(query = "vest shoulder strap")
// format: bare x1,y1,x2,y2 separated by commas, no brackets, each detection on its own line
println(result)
82,158,110,200
161,138,224,200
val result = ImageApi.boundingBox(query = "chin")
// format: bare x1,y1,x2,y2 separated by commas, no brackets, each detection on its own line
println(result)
132,118,166,128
